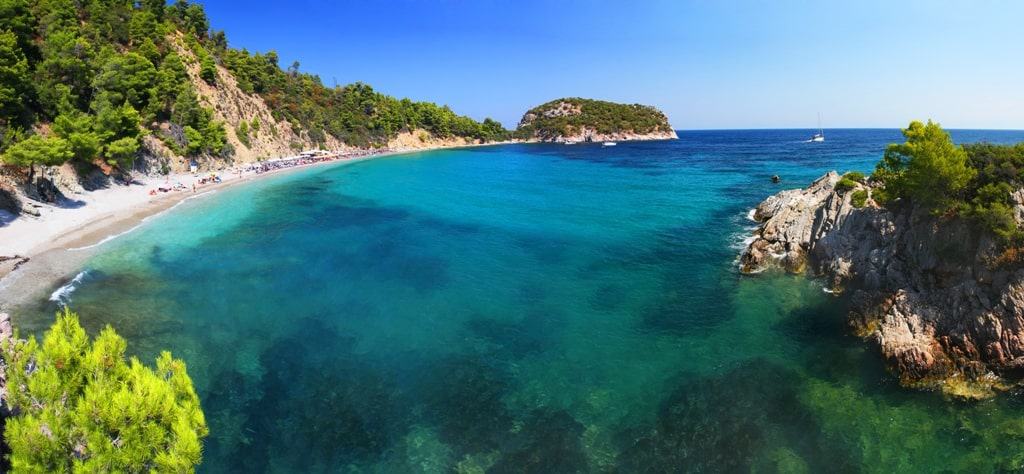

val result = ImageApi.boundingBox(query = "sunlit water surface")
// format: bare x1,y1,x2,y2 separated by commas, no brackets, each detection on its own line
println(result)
17,129,1024,472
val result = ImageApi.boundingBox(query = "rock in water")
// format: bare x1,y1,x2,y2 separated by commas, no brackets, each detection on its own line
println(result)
740,172,1024,398
515,98,678,143
739,172,841,274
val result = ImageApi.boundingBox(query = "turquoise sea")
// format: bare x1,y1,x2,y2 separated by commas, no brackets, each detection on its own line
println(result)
17,129,1024,472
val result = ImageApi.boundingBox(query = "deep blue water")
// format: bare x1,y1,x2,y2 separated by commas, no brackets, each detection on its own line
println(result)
18,129,1024,472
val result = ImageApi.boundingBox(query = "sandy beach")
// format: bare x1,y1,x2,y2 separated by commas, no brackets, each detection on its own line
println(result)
0,144,499,312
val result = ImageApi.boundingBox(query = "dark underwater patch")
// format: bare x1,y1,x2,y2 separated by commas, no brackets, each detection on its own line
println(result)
615,360,858,473
514,232,571,265
206,317,410,471
463,309,557,360
489,409,589,474
414,355,515,455
772,293,891,389
414,215,482,236
589,283,625,312
318,202,412,229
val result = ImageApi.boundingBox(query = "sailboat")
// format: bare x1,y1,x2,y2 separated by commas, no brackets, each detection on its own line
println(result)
809,113,825,142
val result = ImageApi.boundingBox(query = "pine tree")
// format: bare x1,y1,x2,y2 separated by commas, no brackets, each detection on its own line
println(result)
2,308,208,472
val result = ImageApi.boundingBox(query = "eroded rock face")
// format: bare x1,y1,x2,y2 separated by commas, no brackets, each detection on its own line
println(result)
739,171,843,274
741,173,1024,397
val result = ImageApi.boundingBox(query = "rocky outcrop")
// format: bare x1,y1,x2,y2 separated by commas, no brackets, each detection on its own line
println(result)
546,129,677,144
740,173,1024,398
516,98,678,143
386,129,481,151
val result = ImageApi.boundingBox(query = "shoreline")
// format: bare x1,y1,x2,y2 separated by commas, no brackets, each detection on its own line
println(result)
0,142,513,314
0,135,676,314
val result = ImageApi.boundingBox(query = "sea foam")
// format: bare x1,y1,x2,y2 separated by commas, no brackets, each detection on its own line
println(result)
49,270,89,306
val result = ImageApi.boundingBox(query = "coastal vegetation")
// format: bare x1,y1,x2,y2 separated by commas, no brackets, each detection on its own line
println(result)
850,189,868,208
2,308,207,472
871,121,1024,241
515,97,674,141
834,173,861,193
0,0,508,181
218,55,511,146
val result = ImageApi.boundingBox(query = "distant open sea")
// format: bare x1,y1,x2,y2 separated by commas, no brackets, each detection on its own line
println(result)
17,128,1024,472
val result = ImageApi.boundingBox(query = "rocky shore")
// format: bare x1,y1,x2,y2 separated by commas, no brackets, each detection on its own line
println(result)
740,172,1024,398
537,129,678,144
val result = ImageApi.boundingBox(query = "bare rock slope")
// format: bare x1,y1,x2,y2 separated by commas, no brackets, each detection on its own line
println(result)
740,173,1024,397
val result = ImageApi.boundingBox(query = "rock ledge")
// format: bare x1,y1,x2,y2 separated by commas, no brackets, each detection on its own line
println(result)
740,173,1024,398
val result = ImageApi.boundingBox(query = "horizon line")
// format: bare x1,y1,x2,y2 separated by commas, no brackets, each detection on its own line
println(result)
673,126,1024,132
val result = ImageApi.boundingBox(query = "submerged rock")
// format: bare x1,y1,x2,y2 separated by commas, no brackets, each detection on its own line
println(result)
740,172,1024,397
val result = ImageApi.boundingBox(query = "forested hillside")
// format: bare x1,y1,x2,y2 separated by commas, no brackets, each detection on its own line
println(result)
515,98,675,142
0,0,509,185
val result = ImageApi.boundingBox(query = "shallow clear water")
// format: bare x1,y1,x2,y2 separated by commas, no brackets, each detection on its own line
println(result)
18,129,1024,472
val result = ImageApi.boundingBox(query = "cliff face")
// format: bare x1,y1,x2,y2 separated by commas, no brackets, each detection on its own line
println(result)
516,98,678,143
151,33,346,173
740,173,1024,397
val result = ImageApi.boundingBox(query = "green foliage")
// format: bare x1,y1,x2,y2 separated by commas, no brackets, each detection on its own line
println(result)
171,86,203,128
851,189,869,208
1,0,500,169
235,119,250,147
151,52,188,119
0,0,36,55
94,100,141,143
105,135,139,168
35,0,80,36
2,308,207,472
171,0,209,39
128,9,160,47
514,97,673,140
873,123,1024,242
183,124,202,155
53,111,101,162
1,134,72,172
91,52,157,110
135,37,161,65
835,177,858,193
199,54,216,84
0,28,31,124
35,29,95,116
873,120,975,212
203,119,228,156
843,171,865,183
959,143,1024,241
221,48,509,146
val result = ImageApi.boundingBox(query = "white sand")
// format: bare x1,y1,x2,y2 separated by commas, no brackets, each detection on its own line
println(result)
0,172,236,256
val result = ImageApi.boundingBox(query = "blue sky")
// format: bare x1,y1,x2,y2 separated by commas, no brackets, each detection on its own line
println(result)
199,0,1024,130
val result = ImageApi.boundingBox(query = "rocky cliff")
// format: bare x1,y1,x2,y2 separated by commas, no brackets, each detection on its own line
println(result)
166,33,346,171
740,172,1024,398
515,98,677,143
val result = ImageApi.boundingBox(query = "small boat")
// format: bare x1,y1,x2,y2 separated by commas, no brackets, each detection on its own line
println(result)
602,141,617,147
808,113,825,142
564,141,577,145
